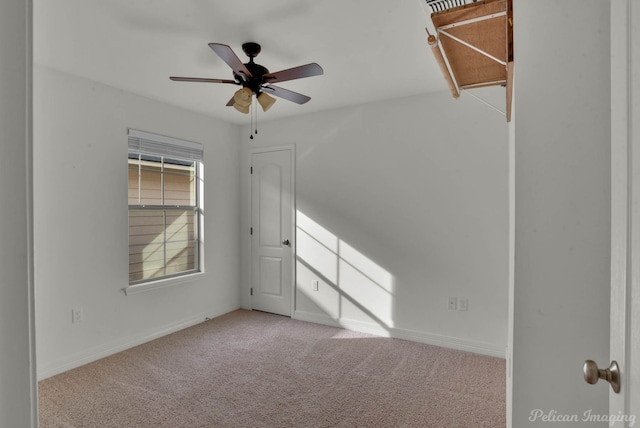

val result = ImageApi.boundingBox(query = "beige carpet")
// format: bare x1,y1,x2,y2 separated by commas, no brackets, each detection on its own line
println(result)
39,310,505,427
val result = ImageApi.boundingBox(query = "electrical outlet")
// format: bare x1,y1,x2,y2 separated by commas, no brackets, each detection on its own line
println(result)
72,308,83,323
458,297,468,311
448,297,457,310
312,279,319,291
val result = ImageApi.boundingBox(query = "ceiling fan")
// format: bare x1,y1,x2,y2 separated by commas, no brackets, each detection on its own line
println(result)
170,42,324,114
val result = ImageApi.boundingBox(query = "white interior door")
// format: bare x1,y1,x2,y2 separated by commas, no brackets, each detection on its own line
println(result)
609,0,639,422
250,146,295,317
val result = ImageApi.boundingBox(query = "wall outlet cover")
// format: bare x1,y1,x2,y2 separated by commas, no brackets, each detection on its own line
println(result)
448,297,457,310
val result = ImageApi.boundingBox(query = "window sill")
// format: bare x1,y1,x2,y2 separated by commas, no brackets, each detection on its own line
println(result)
124,272,204,296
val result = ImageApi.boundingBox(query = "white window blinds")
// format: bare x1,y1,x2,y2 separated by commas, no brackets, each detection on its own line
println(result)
128,129,203,161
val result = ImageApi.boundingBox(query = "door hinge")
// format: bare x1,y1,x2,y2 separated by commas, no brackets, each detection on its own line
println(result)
250,288,253,296
250,166,253,174
250,227,253,235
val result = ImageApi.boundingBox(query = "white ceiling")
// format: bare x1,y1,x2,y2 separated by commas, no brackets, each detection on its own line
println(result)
34,0,447,124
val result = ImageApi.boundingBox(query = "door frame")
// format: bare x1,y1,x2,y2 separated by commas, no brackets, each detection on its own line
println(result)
248,144,296,316
610,0,639,419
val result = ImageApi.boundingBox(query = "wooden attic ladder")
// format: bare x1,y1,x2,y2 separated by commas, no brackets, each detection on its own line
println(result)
426,0,514,121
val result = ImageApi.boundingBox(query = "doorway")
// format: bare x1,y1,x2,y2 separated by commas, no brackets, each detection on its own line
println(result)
249,146,295,317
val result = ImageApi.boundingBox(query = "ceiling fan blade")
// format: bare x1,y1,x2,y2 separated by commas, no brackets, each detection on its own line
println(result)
208,43,252,79
225,96,235,107
170,76,238,84
262,85,311,104
263,63,323,83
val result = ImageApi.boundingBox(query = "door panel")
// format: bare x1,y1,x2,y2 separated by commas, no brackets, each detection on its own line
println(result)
260,256,283,296
251,148,294,316
259,163,283,248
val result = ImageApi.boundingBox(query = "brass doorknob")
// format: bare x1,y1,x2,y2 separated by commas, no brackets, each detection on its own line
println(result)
583,360,620,393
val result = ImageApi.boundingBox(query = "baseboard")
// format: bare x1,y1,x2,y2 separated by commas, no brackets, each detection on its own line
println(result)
293,310,506,358
39,306,504,380
37,305,239,380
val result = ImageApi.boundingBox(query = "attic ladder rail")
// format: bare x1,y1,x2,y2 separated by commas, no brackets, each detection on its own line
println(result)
427,0,513,121
428,33,460,98
464,89,505,116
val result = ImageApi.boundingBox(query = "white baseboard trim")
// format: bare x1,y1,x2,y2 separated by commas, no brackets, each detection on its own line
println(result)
37,305,239,380
293,310,506,358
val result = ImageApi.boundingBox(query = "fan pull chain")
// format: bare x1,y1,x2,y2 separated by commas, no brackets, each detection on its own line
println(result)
249,98,254,140
249,97,258,140
254,97,258,137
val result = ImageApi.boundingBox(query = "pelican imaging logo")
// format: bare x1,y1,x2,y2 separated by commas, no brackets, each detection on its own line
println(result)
528,409,636,426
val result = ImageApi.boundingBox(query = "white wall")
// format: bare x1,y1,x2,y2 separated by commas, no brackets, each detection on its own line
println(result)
241,90,509,355
512,0,611,425
0,1,38,426
34,66,242,378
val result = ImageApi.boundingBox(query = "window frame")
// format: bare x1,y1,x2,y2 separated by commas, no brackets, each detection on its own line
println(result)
126,129,204,293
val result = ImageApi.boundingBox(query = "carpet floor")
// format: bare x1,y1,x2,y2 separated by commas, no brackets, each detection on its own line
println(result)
38,310,506,427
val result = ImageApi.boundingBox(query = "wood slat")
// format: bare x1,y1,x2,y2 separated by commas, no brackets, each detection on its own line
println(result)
506,61,514,122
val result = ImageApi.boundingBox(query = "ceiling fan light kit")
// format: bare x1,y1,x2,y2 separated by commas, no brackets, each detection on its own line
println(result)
170,42,323,116
257,92,276,112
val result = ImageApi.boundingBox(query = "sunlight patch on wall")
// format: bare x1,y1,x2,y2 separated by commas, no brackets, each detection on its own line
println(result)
296,210,395,328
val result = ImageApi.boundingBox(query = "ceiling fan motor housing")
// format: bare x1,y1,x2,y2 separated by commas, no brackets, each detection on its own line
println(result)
236,61,270,94
232,42,267,94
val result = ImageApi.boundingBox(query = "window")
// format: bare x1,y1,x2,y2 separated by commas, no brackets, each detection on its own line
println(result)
127,129,203,285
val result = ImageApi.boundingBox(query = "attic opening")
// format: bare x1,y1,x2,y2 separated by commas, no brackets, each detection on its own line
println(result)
423,0,514,121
